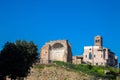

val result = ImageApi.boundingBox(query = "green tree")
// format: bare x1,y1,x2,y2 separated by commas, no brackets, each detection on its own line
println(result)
0,42,20,80
16,40,38,68
0,40,38,80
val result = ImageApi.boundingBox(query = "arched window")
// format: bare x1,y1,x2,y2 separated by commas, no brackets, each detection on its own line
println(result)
52,43,64,49
89,52,92,59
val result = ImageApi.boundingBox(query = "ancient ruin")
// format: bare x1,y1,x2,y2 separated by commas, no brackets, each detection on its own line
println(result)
40,40,72,64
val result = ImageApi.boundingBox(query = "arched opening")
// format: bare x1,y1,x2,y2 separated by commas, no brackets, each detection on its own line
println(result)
89,52,92,59
52,43,64,49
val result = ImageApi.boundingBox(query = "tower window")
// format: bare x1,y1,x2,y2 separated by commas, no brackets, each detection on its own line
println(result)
97,40,100,42
96,40,97,43
96,40,100,43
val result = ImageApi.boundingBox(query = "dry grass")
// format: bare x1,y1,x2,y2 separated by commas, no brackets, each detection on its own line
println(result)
26,64,92,80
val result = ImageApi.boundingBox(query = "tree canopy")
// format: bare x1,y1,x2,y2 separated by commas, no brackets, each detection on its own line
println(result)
0,40,38,80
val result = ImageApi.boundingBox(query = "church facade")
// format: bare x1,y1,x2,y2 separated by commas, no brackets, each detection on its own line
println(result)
40,40,72,64
73,36,118,67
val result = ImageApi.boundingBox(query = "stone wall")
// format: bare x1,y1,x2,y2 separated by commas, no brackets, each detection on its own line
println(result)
72,56,83,64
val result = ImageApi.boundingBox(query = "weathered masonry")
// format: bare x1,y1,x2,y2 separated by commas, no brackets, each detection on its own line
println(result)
40,40,72,64
73,35,118,67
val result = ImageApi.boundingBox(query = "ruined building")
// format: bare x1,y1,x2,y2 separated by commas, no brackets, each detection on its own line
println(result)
40,40,72,64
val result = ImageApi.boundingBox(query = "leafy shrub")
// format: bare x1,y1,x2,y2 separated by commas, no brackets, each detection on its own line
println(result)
86,64,93,70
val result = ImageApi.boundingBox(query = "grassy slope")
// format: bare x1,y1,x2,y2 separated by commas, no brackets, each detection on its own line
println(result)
26,61,119,80
26,64,92,80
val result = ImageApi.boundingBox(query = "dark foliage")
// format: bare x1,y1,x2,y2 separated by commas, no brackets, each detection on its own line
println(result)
0,40,38,80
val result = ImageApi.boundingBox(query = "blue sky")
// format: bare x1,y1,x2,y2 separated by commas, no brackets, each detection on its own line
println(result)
0,0,120,62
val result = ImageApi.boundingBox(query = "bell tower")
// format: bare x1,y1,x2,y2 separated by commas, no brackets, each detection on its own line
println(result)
94,35,103,47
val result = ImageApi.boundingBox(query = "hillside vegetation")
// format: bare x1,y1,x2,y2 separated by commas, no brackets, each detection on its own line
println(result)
26,61,119,80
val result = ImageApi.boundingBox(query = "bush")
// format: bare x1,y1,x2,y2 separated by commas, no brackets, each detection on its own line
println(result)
86,64,93,70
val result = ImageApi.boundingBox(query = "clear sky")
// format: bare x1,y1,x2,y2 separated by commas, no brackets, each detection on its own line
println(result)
0,0,120,62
